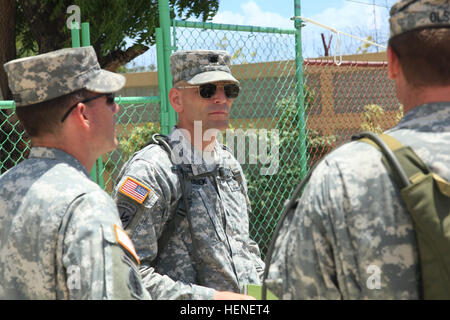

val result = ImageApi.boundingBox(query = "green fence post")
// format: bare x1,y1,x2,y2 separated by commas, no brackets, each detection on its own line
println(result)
81,22,104,189
71,22,81,48
71,20,104,189
81,22,91,46
157,0,175,131
294,0,308,179
156,28,169,135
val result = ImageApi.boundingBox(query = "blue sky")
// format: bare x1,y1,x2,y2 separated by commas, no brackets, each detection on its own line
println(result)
128,0,398,67
210,0,397,57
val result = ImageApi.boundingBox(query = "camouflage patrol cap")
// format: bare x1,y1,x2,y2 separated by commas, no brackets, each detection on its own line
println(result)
390,0,450,39
3,46,125,107
170,50,238,85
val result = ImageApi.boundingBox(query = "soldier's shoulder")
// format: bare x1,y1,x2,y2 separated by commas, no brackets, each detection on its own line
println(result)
133,142,171,165
321,139,382,168
120,142,176,184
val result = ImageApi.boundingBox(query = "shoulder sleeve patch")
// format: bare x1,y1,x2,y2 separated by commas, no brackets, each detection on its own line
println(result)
114,224,140,265
119,177,151,204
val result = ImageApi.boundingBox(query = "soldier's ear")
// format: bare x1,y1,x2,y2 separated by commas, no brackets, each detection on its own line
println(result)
71,102,91,129
169,87,184,113
387,46,402,80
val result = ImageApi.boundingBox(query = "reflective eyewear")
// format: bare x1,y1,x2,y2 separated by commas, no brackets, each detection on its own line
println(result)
61,93,115,123
175,83,240,99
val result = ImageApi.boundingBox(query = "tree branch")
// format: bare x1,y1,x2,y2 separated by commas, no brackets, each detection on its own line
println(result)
98,44,149,72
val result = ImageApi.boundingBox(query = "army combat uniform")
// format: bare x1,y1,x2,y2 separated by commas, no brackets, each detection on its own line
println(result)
114,128,265,299
0,148,148,299
266,104,450,300
0,46,150,300
266,0,450,300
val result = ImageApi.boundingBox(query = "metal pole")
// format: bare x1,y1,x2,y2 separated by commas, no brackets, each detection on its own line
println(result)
294,0,308,179
158,0,175,130
173,20,297,35
156,28,169,135
81,22,90,46
72,20,103,188
71,22,81,48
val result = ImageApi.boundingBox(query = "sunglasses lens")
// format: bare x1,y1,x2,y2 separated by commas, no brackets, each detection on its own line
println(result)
224,84,240,99
198,84,240,99
199,83,216,99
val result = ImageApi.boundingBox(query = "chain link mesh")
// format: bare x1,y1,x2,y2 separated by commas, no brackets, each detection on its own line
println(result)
0,26,402,259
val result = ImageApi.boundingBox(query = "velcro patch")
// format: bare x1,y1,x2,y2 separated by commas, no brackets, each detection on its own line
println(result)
119,177,151,204
117,201,137,229
114,224,140,265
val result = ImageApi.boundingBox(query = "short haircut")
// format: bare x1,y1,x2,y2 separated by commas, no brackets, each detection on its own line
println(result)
15,89,89,137
388,27,450,87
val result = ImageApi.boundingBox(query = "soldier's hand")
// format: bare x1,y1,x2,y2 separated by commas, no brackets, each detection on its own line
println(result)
213,290,256,300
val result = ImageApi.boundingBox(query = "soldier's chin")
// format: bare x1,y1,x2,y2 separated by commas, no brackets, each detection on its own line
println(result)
208,120,229,132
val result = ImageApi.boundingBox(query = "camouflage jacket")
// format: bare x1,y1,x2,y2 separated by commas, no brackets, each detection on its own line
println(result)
266,102,450,299
113,128,265,299
0,147,150,300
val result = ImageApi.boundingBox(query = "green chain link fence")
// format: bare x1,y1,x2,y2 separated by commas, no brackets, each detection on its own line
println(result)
0,0,402,258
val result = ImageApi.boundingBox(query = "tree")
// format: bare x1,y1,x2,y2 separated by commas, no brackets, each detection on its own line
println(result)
1,0,219,99
0,0,219,172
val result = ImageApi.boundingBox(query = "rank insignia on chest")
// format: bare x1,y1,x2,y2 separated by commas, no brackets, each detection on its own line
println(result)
119,177,151,204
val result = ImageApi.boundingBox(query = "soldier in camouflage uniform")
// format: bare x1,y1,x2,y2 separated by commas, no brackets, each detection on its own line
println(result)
113,50,264,300
0,47,150,300
266,0,450,299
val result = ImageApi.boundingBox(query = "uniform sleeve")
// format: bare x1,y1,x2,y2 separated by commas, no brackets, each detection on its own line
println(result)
61,191,150,300
113,156,215,300
266,159,343,300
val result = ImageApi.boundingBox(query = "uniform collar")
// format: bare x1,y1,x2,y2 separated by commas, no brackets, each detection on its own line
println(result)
168,126,222,175
396,102,450,132
28,147,89,177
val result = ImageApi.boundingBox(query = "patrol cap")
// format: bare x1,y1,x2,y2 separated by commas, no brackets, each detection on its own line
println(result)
3,46,125,107
390,0,450,39
170,50,238,85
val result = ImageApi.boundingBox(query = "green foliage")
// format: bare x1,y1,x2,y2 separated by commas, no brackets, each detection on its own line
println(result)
356,36,374,54
360,104,404,134
119,122,161,158
15,0,219,58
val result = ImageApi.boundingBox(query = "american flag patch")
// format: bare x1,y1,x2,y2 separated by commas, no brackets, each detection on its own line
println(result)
119,177,151,204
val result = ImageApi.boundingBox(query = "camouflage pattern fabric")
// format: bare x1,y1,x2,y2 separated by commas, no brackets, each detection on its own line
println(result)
266,102,450,299
113,127,265,300
3,46,125,107
390,0,450,39
0,147,150,300
170,50,239,85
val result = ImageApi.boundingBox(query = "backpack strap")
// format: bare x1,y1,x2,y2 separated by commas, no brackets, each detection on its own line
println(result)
149,134,233,268
149,134,197,267
354,131,450,300
353,132,412,188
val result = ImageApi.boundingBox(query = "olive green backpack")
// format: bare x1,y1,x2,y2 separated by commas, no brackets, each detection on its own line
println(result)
262,131,450,300
355,132,450,299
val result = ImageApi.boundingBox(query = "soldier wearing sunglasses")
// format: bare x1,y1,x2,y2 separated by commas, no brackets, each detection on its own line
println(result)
114,50,264,300
0,47,150,300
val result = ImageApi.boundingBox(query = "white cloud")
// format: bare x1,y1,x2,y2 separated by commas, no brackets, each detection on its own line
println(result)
212,0,293,29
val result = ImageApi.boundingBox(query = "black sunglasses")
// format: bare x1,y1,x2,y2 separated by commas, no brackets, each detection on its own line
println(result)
175,83,240,99
61,93,115,123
